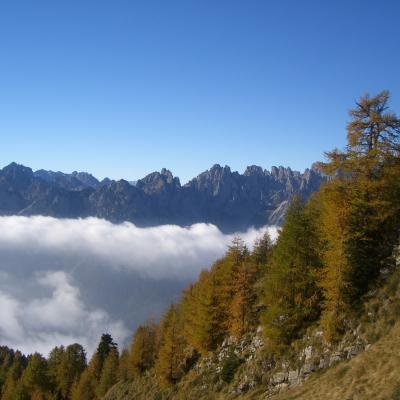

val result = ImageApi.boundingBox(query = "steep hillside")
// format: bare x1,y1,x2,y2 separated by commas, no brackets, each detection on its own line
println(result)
276,323,400,400
103,265,400,400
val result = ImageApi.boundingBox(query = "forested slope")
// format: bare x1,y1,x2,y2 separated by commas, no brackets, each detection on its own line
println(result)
104,265,400,400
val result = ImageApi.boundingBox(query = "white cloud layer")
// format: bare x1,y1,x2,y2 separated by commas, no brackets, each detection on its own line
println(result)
0,216,278,356
0,270,128,356
0,216,278,279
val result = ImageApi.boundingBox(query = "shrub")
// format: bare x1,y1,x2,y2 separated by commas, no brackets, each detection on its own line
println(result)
220,354,242,383
392,384,400,400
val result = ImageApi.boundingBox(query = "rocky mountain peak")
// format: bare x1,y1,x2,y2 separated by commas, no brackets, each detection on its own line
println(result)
1,162,34,188
159,168,181,186
207,164,232,175
34,169,100,191
71,171,100,189
187,164,237,198
0,161,326,232
244,165,264,176
2,162,33,177
136,169,181,195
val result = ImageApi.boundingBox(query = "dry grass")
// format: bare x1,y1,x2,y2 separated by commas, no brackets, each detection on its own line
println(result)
272,322,400,400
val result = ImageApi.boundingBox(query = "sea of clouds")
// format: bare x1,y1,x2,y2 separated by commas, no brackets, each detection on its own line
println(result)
0,216,278,356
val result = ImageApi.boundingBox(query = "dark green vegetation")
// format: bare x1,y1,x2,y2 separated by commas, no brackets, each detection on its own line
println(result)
1,91,399,399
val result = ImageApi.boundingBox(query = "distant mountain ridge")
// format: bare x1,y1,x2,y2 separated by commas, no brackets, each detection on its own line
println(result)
0,162,326,232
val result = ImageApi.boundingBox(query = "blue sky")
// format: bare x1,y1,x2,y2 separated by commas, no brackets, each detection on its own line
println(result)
0,0,399,183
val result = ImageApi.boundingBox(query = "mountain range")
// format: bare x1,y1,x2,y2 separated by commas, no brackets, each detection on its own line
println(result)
0,162,325,232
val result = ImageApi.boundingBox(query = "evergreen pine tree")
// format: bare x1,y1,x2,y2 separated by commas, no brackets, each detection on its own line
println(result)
251,231,273,270
262,197,322,353
97,348,119,397
22,353,49,398
89,333,118,382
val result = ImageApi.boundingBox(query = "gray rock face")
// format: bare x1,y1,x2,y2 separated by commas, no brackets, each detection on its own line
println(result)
200,324,368,398
71,171,100,189
0,162,326,232
0,163,92,218
34,169,100,190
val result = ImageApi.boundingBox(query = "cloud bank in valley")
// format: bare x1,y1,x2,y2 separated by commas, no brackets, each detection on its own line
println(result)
0,216,278,279
0,270,128,356
0,216,278,356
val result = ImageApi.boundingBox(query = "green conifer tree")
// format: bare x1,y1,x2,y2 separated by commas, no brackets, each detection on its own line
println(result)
262,197,322,353
97,348,119,397
22,353,49,398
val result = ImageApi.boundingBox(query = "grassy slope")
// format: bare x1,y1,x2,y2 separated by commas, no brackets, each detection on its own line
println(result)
274,322,400,400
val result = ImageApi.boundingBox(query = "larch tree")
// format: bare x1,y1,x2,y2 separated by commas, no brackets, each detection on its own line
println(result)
128,320,158,376
57,343,87,399
182,267,227,353
47,345,65,396
70,369,95,400
182,238,253,351
317,181,353,338
155,305,188,387
117,349,130,382
347,90,400,155
1,352,27,400
320,90,400,326
324,90,400,177
228,254,259,338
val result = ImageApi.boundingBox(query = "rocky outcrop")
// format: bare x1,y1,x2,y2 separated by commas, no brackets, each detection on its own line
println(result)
0,162,326,232
188,324,368,399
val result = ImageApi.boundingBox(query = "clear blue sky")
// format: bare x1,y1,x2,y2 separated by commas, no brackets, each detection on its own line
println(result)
1,0,399,183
